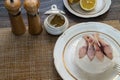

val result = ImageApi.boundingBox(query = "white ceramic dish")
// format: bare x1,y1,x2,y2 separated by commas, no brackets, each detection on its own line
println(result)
44,14,69,35
75,37,114,74
63,0,111,18
53,22,120,80
44,5,69,35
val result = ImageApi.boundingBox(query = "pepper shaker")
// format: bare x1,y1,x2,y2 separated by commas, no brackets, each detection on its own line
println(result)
24,0,42,35
4,0,26,36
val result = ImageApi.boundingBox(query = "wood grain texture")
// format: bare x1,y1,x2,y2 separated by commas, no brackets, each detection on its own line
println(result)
9,13,26,35
0,0,120,28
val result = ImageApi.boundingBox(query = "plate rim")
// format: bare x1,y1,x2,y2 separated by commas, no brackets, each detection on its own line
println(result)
53,22,120,80
63,0,111,18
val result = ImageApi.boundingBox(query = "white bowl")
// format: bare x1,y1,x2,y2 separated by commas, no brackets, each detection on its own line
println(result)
44,14,69,35
74,38,114,74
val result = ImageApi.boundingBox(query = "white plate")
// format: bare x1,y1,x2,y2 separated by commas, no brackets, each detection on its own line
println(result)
53,22,120,80
63,0,111,18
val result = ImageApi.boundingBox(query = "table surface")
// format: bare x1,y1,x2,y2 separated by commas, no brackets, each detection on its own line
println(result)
0,0,120,80
0,0,120,28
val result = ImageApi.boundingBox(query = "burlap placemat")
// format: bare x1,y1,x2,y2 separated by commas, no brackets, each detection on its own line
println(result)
0,20,120,80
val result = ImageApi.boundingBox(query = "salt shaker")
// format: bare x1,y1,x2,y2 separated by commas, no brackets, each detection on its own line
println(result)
4,0,26,36
44,4,69,35
24,0,42,35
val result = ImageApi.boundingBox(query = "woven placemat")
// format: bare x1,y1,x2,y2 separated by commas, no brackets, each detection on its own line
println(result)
0,20,120,80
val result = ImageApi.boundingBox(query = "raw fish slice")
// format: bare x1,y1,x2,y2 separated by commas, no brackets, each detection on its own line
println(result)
94,42,104,61
83,35,95,61
79,39,87,58
95,33,113,60
93,33,104,61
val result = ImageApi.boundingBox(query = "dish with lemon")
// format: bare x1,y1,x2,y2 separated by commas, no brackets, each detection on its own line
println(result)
68,0,96,11
64,0,111,18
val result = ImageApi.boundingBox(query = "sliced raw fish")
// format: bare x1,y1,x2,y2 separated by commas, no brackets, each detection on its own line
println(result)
96,33,113,60
83,35,95,61
79,41,87,58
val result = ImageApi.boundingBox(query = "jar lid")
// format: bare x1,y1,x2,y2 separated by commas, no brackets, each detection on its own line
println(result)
44,4,65,15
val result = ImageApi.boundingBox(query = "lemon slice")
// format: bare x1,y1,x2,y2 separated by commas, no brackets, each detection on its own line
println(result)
68,0,80,4
80,0,96,11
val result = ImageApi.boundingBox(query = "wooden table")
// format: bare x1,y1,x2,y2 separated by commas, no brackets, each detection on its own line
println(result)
0,0,120,27
0,0,120,80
